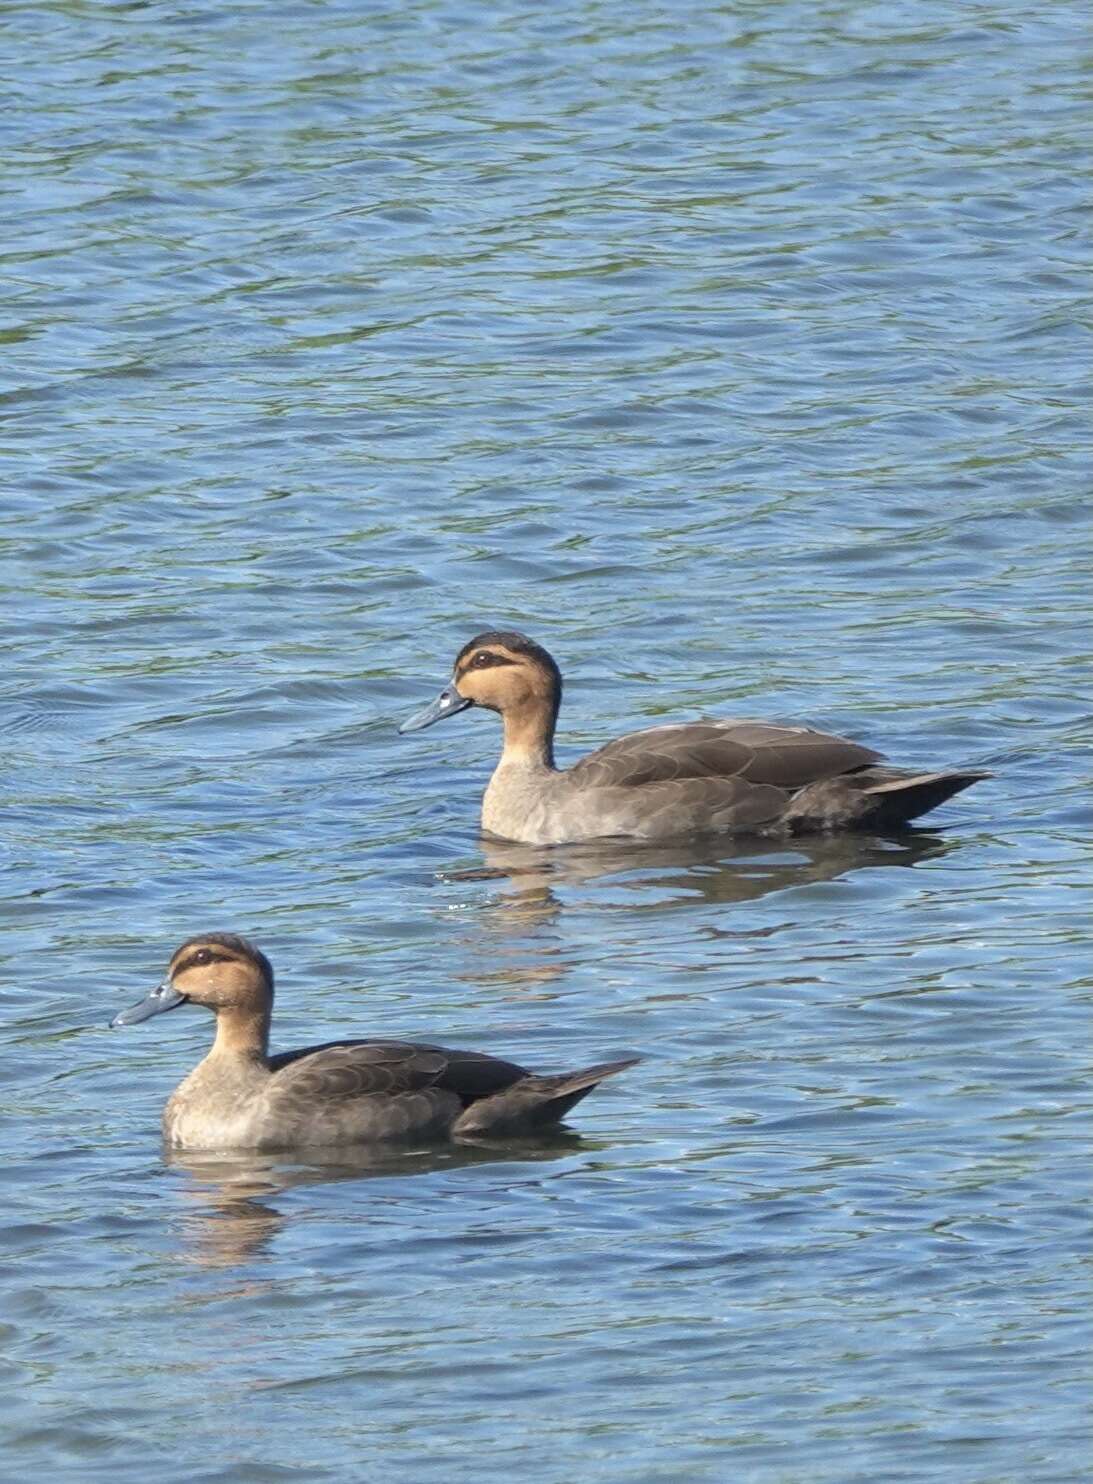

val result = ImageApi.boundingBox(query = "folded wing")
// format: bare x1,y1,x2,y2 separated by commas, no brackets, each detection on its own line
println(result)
569,719,883,791
265,1040,636,1139
268,1039,531,1105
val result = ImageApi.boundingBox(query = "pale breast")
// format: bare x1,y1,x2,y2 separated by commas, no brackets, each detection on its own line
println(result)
162,1061,269,1150
482,762,792,845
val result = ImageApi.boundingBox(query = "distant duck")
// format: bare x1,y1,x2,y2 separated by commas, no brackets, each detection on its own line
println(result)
112,934,636,1151
399,630,988,845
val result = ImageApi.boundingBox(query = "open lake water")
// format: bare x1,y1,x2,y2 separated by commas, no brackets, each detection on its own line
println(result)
2,2,1090,1480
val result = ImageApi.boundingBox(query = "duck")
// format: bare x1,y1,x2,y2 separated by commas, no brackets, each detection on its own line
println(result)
399,630,989,845
112,933,637,1151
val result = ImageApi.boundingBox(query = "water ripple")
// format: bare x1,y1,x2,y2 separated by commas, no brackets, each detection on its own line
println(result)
2,2,1090,1481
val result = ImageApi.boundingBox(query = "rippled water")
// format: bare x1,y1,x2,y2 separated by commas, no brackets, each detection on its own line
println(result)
3,2,1090,1480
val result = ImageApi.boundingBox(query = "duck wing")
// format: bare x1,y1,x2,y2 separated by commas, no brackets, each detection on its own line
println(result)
268,1039,531,1103
568,719,883,791
264,1041,636,1141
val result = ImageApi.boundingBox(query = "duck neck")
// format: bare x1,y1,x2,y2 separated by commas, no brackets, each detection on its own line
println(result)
499,697,557,771
210,1006,271,1064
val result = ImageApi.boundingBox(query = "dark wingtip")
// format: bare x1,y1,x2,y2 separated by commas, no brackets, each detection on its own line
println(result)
861,770,991,828
555,1055,642,1094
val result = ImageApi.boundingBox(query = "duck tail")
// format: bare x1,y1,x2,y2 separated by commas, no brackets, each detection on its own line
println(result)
453,1057,640,1137
535,1057,642,1120
858,769,991,829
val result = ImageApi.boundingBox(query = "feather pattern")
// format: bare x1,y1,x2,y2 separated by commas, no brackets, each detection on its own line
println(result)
568,719,882,791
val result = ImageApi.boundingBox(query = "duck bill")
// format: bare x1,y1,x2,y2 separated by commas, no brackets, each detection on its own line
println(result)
111,981,188,1028
398,684,473,734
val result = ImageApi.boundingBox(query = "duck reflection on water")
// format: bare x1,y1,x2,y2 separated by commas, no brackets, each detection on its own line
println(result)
442,828,957,918
432,831,957,998
167,1133,592,1269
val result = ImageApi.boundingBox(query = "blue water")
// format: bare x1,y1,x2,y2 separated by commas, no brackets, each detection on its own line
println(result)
2,2,1090,1480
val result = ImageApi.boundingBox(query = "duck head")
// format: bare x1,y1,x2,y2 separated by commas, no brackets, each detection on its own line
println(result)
112,933,274,1028
399,630,562,735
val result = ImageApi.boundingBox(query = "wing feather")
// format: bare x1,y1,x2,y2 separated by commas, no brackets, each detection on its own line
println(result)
568,719,883,792
267,1039,530,1107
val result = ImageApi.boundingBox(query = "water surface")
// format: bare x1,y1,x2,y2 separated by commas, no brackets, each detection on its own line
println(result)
2,2,1090,1481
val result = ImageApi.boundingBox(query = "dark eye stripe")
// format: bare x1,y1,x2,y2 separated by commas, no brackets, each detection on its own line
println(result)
459,650,517,674
174,949,235,975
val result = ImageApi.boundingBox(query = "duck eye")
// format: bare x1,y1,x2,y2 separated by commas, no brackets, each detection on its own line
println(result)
192,949,212,966
474,651,494,667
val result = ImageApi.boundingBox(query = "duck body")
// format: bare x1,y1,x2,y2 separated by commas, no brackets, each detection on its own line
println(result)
113,935,635,1153
162,1038,625,1151
400,632,989,845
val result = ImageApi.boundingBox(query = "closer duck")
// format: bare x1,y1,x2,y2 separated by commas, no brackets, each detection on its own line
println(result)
399,630,988,845
112,934,636,1151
